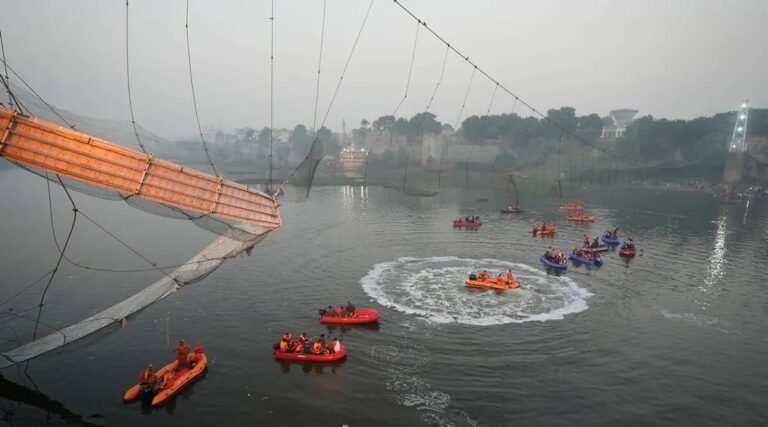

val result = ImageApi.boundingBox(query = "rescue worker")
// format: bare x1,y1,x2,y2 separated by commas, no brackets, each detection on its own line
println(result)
506,270,514,285
278,338,290,353
346,301,356,316
189,343,205,366
298,332,309,346
139,363,155,386
174,339,191,370
283,332,293,343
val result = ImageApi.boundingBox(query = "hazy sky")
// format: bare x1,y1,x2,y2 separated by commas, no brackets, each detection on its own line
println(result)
1,0,766,137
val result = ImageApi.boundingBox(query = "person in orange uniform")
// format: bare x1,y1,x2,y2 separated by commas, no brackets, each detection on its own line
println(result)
189,343,205,366
279,338,290,353
174,339,191,370
139,363,155,386
505,270,514,286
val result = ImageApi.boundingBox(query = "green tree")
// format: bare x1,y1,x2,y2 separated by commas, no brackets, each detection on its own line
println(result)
290,124,311,157
257,127,271,146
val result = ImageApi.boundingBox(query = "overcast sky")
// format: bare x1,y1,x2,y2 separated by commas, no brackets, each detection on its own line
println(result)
1,0,766,137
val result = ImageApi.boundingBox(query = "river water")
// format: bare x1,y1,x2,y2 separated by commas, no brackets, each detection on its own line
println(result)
1,167,767,426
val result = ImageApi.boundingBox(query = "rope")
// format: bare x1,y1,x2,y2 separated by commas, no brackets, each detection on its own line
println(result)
437,66,475,187
0,29,13,108
363,17,421,184
125,0,147,154
425,44,449,112
465,82,498,185
311,0,327,139
0,270,54,309
31,176,77,341
0,58,68,127
278,0,374,192
185,0,219,176
268,0,275,191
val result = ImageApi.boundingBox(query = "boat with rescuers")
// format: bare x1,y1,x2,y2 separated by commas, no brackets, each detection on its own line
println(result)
540,249,568,271
124,341,207,406
530,222,557,236
619,241,637,257
568,247,603,266
273,332,347,363
454,216,481,228
466,270,520,290
319,307,380,324
602,227,621,245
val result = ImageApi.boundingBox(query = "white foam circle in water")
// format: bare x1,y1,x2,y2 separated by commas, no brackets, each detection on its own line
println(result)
361,256,591,325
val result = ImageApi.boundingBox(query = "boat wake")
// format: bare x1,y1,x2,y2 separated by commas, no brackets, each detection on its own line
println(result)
368,340,477,427
361,256,591,325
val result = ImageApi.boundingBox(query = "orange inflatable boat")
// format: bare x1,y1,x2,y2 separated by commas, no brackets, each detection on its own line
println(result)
465,277,520,290
566,215,595,222
124,353,208,406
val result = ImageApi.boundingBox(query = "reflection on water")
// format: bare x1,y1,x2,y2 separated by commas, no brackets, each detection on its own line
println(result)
698,215,727,310
341,185,368,211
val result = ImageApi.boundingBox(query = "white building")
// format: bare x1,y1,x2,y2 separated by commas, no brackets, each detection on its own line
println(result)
601,109,638,140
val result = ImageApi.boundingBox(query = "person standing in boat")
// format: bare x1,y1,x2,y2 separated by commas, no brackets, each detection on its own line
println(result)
174,339,191,370
345,301,355,317
139,363,155,387
506,270,515,286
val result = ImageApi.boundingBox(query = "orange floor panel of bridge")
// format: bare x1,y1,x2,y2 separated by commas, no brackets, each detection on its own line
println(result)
0,107,281,231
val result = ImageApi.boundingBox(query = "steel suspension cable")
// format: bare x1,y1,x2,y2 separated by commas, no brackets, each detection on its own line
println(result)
31,176,78,341
278,0,375,191
268,0,275,191
185,0,219,176
466,82,499,185
125,0,147,154
363,18,421,184
0,29,13,108
0,58,68,127
311,0,327,140
425,44,449,112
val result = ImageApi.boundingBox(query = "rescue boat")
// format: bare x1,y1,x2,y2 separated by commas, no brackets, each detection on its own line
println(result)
320,309,380,324
567,251,603,266
566,215,595,222
454,220,481,228
151,354,208,406
465,277,520,290
273,345,348,363
124,353,208,406
539,256,567,271
619,246,636,257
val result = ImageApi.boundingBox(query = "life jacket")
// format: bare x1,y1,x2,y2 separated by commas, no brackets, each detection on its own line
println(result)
312,342,323,354
279,340,289,352
140,368,153,382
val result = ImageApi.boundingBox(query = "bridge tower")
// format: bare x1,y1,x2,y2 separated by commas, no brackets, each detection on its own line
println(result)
723,101,749,184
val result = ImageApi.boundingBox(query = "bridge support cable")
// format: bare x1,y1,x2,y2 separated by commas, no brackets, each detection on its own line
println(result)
185,0,219,176
364,18,421,184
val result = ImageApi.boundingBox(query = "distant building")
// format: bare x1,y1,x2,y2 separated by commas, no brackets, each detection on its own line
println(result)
600,109,638,140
